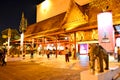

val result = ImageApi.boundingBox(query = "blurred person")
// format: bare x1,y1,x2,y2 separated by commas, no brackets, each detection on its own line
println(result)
117,47,120,62
114,46,118,59
64,47,69,62
72,48,75,59
37,46,41,55
46,49,50,59
1,45,7,66
22,49,26,59
30,46,34,59
52,49,56,56
17,46,21,57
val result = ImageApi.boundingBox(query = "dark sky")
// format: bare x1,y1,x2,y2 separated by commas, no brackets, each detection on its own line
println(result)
0,0,44,33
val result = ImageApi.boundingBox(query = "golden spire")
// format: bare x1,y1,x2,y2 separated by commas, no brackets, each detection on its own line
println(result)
19,12,27,33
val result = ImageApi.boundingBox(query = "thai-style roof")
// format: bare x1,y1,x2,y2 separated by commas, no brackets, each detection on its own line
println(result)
24,0,120,40
25,12,66,38
24,0,90,39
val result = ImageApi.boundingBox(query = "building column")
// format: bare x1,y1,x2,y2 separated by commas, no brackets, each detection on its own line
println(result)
73,32,76,59
55,35,58,58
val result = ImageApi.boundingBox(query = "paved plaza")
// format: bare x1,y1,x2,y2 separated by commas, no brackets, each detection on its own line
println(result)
0,54,89,80
0,54,120,80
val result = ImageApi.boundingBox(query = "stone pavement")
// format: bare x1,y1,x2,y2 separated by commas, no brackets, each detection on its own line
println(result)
0,54,89,80
6,54,120,70
6,54,89,70
1,54,120,80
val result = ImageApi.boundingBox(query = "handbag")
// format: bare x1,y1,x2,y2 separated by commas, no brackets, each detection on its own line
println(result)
68,51,71,57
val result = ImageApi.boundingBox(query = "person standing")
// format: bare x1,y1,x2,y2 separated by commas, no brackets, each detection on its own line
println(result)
1,45,7,66
117,47,120,62
30,46,34,59
64,47,69,62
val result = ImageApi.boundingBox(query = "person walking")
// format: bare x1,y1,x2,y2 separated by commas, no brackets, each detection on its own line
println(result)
46,49,50,59
64,47,69,62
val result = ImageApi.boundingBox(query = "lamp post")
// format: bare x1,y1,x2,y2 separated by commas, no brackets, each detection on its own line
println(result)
19,12,27,58
7,28,11,56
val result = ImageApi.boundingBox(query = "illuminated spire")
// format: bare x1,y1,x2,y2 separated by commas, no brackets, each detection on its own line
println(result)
19,12,27,33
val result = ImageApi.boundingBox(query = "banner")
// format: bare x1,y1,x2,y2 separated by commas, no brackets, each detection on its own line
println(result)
97,12,115,52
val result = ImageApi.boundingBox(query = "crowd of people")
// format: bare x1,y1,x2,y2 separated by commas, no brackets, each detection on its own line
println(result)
1,43,120,68
0,44,78,65
2,44,120,67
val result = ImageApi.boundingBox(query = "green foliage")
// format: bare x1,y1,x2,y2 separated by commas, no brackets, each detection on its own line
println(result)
1,28,20,45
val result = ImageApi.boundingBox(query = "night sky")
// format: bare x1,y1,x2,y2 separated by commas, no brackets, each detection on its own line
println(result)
0,0,44,33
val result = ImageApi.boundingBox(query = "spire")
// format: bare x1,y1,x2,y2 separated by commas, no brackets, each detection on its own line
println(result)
22,12,24,18
19,12,27,33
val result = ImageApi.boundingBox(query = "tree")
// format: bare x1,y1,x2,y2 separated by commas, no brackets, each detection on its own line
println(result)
1,28,20,43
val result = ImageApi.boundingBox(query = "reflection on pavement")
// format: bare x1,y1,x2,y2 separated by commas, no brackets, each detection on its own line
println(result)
79,55,89,67
7,54,90,70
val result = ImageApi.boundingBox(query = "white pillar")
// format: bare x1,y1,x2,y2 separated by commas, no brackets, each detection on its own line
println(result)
7,28,11,56
20,33,24,55
7,37,10,56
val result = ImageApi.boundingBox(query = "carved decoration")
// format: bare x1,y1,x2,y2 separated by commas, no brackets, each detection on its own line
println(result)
92,29,98,40
76,31,84,41
84,31,92,41
76,29,98,41
69,33,74,42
